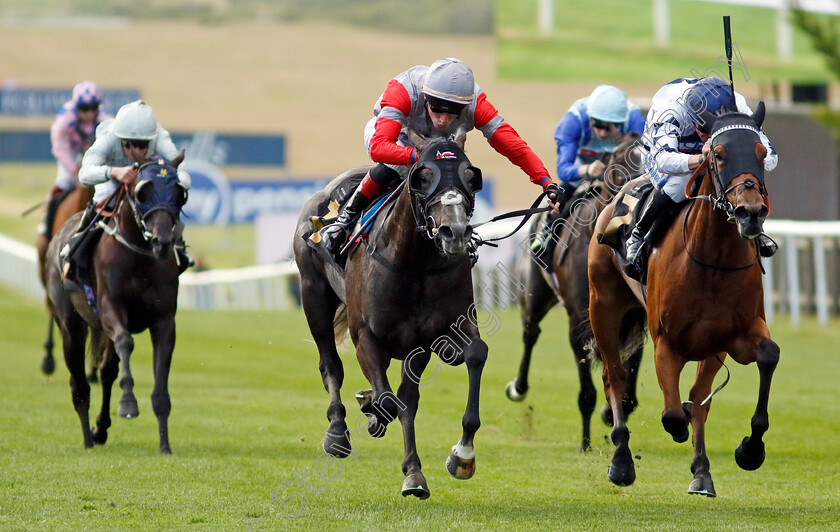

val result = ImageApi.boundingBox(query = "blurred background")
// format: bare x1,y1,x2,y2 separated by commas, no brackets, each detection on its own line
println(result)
2,0,840,318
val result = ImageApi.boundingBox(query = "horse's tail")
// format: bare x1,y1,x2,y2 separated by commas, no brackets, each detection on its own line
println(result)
88,328,107,370
583,307,647,364
333,303,350,347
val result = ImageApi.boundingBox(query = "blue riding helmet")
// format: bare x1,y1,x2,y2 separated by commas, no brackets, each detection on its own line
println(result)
683,78,737,134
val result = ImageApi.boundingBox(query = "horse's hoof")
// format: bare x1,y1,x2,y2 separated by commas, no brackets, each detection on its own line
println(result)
366,416,387,439
118,400,139,419
159,444,172,455
401,473,430,499
688,473,716,497
662,412,689,443
323,430,353,458
40,356,56,375
91,426,108,445
734,437,765,471
445,449,475,480
504,381,527,402
608,461,636,487
601,404,614,426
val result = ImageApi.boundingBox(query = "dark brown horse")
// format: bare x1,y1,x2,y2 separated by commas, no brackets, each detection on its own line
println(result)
46,154,187,452
36,184,97,378
588,105,779,495
505,135,646,452
294,128,487,499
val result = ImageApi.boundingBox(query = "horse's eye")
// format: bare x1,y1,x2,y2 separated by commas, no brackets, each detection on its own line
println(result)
419,169,434,191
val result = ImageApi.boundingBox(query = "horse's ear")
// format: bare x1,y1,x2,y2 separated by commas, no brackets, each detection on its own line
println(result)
751,101,766,128
170,149,185,168
452,125,468,150
407,129,431,154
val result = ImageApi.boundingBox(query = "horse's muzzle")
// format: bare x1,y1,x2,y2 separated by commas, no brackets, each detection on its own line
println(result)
733,204,768,239
437,223,473,255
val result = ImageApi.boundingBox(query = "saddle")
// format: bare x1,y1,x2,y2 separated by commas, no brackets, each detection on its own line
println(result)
597,179,678,283
305,174,400,267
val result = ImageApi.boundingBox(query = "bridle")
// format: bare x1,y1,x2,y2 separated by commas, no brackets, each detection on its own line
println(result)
682,122,768,271
99,160,186,257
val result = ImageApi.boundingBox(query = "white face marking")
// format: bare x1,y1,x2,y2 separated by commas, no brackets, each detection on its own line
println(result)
440,191,463,206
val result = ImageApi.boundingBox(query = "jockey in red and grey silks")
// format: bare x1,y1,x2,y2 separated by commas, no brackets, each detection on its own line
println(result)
366,64,554,190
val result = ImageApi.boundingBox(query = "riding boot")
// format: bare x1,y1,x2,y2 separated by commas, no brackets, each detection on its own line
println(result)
60,203,100,291
40,186,68,238
625,192,678,272
320,186,375,253
173,220,194,274
530,186,576,266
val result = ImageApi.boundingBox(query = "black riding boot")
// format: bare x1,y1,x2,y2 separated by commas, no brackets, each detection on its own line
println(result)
173,220,194,274
625,192,678,272
41,188,70,238
530,186,576,265
320,187,374,253
60,203,100,291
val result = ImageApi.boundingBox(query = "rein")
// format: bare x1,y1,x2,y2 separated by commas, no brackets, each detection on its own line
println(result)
470,190,554,248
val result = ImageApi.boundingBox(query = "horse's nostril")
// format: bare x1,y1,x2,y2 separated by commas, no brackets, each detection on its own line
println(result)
438,226,455,242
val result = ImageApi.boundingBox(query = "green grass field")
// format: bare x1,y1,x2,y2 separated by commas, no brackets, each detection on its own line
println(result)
1,281,839,530
497,0,834,83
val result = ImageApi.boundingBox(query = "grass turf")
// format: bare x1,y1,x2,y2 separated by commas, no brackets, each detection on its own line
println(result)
0,281,838,530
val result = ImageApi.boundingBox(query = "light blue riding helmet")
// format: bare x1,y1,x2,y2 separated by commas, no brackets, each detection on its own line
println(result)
587,85,630,123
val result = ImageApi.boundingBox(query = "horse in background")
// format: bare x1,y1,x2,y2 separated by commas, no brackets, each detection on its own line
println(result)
294,127,487,499
46,153,187,452
505,135,646,452
36,184,99,379
587,105,779,496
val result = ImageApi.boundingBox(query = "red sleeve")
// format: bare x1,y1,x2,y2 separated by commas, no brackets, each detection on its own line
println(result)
489,122,552,188
476,92,552,188
368,79,417,165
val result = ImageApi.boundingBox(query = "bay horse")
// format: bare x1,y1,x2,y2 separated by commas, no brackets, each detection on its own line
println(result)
36,184,98,378
588,105,779,496
294,127,487,499
505,135,646,452
46,153,187,452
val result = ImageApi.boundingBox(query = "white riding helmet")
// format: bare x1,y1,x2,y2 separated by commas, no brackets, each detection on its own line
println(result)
422,58,475,105
587,85,630,123
114,100,158,140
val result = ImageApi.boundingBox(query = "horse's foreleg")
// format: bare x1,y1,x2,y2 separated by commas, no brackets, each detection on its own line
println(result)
41,310,56,375
398,352,431,499
112,331,138,419
355,328,396,439
446,338,487,481
732,332,779,471
570,315,597,452
92,339,118,445
150,318,176,454
685,356,725,497
505,272,557,402
654,340,690,443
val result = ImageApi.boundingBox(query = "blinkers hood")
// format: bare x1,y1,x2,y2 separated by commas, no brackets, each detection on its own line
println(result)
408,139,482,214
135,160,188,218
709,107,766,194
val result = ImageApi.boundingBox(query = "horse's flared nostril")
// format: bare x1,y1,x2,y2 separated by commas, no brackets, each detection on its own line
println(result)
438,225,458,243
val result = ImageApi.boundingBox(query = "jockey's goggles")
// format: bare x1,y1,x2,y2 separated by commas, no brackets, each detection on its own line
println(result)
121,139,150,150
425,96,467,116
76,103,99,113
591,119,619,131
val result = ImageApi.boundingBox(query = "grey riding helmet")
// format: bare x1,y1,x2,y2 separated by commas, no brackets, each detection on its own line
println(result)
422,58,474,115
